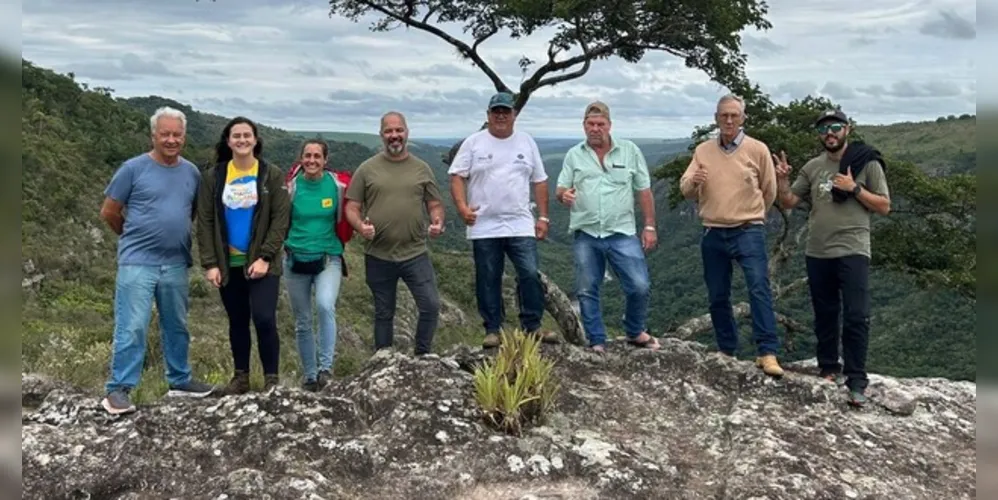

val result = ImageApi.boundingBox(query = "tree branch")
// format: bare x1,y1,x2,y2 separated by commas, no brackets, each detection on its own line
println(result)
419,5,437,24
666,302,805,353
774,277,809,300
357,0,509,92
768,209,792,277
472,26,498,52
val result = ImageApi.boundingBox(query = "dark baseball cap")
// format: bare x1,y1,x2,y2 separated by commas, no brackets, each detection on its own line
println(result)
488,92,515,109
815,109,849,127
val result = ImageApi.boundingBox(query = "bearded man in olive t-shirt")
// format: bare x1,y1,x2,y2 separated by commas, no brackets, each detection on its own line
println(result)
344,111,447,356
774,109,891,408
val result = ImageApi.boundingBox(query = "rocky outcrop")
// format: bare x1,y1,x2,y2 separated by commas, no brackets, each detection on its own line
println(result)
22,339,976,499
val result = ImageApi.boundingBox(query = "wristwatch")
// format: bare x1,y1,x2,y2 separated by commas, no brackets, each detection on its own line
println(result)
852,185,862,196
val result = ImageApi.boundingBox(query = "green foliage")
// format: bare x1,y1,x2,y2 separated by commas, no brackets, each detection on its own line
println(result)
871,163,975,298
328,0,772,111
473,330,559,436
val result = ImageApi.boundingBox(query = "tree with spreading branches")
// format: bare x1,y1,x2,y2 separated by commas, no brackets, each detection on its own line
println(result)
325,0,775,164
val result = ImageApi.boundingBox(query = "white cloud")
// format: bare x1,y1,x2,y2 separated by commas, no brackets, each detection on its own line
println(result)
21,0,978,138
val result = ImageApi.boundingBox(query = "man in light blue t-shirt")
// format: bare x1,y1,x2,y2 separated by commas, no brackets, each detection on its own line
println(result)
98,107,215,414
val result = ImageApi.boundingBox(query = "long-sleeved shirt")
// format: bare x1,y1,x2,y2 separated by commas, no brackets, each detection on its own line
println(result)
679,133,777,227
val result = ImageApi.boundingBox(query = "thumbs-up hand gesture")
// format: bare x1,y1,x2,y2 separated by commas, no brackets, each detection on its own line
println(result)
560,187,577,206
772,150,792,179
428,217,444,238
692,163,708,186
833,166,857,192
460,205,479,225
361,216,376,240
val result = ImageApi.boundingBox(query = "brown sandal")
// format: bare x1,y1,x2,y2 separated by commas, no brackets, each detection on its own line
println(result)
626,332,661,350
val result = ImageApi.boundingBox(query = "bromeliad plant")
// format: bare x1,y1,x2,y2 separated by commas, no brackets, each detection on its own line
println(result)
472,329,559,436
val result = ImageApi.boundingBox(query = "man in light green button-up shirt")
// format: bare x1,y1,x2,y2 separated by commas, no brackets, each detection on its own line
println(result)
555,101,659,352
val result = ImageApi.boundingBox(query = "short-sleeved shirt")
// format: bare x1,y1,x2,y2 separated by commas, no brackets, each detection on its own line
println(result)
791,154,890,259
103,153,201,267
447,129,547,239
345,153,443,262
555,136,651,237
286,172,342,257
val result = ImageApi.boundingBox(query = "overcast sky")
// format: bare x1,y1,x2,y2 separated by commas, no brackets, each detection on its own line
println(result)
18,0,979,139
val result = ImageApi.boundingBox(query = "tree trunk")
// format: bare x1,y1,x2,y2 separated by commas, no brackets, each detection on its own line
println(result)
537,271,587,346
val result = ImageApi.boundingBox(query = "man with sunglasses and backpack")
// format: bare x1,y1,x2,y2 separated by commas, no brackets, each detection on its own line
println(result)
773,109,891,407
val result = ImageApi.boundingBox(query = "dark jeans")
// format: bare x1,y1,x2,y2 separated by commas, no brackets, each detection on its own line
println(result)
365,252,441,355
472,237,544,334
219,268,281,375
572,231,651,346
700,224,780,356
806,255,871,391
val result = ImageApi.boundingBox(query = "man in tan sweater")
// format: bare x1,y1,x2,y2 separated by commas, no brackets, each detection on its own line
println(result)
679,94,783,377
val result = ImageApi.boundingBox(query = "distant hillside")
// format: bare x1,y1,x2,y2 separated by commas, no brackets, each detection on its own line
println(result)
122,97,375,171
292,130,388,151
307,115,975,176
856,114,976,175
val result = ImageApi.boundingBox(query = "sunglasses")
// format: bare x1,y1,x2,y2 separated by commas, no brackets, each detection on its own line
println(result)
817,123,846,134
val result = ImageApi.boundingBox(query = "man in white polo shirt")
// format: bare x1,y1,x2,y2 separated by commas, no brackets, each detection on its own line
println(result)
449,91,557,348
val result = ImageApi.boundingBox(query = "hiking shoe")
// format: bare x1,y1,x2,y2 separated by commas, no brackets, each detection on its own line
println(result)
847,390,868,407
528,329,561,344
482,333,500,348
263,374,280,391
821,373,847,386
302,379,320,392
102,389,136,415
317,370,332,388
166,379,216,398
221,371,250,396
755,354,785,377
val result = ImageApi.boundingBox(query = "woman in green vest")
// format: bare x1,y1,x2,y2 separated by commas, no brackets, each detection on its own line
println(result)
283,139,347,391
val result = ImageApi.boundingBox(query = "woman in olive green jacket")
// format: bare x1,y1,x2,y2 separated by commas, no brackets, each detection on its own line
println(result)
196,116,290,395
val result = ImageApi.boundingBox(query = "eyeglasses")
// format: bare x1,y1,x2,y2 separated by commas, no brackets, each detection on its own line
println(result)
817,123,846,134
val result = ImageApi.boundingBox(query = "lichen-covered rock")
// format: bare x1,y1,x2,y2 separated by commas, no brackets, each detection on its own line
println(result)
21,339,976,499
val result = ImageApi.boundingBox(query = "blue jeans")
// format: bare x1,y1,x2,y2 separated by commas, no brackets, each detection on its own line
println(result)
285,255,343,382
700,225,780,356
105,264,193,394
472,237,544,333
572,231,650,346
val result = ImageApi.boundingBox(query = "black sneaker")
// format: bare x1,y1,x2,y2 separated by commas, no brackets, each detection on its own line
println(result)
166,379,216,398
102,389,136,415
302,379,320,392
317,370,332,388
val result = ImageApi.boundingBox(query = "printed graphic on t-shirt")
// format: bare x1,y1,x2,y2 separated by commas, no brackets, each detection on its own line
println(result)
223,179,258,209
816,171,834,201
223,162,259,259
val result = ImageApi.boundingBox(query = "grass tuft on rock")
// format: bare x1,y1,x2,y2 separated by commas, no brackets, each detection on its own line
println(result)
472,329,559,436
